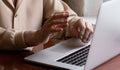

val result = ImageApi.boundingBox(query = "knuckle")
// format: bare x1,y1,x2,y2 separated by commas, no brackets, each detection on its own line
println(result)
81,25,86,30
64,19,68,23
51,16,56,20
89,28,94,34
51,20,56,23
91,30,94,34
77,20,86,28
78,18,83,22
51,20,54,23
88,29,93,34
86,27,90,31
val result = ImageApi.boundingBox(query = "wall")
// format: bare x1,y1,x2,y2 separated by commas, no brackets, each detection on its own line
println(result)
84,0,103,17
63,0,84,16
103,0,111,2
63,0,103,17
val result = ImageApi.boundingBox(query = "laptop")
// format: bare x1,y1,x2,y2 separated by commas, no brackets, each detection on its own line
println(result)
25,0,120,70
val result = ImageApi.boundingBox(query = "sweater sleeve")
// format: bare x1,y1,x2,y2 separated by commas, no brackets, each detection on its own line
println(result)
0,27,26,50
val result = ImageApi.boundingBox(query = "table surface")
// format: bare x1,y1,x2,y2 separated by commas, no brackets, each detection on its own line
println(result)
0,38,120,70
0,50,120,70
0,50,47,70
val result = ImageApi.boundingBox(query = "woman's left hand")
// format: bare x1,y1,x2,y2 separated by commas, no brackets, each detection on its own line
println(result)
69,18,94,43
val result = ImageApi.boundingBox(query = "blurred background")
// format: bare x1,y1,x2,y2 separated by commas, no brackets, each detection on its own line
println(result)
63,0,111,17
63,0,112,25
103,0,111,2
63,0,103,17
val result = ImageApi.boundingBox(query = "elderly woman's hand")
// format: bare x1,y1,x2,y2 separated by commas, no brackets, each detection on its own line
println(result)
69,18,94,43
42,12,69,34
25,12,69,48
34,12,69,44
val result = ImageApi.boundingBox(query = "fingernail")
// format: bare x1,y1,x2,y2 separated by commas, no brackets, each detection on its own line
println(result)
83,39,86,42
78,28,80,32
81,32,84,36
83,39,87,43
80,36,83,39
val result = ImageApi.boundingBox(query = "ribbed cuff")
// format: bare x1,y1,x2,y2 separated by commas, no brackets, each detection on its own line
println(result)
66,16,80,37
14,32,27,49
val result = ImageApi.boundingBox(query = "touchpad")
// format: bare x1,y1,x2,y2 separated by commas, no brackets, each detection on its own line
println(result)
48,38,86,53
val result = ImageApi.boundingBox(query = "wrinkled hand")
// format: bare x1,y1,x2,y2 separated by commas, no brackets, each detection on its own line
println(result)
42,12,69,35
25,12,69,46
36,12,69,44
70,18,94,43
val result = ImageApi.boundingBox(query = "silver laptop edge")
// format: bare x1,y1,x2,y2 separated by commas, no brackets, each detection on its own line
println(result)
85,0,120,70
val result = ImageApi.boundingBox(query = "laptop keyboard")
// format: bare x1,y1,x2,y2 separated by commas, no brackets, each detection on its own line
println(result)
57,45,90,66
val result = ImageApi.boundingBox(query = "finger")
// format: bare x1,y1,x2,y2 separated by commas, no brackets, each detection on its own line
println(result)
87,24,94,42
87,32,94,42
82,28,90,43
77,28,82,39
55,24,67,28
54,11,69,16
52,12,69,19
76,19,86,39
51,19,68,29
51,25,63,32
82,23,94,43
70,25,79,37
49,12,69,27
49,18,68,33
51,23,68,32
52,18,68,24
72,28,79,37
73,21,81,38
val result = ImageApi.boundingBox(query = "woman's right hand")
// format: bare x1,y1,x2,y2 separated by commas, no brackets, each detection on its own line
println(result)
42,12,69,34
33,12,69,45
